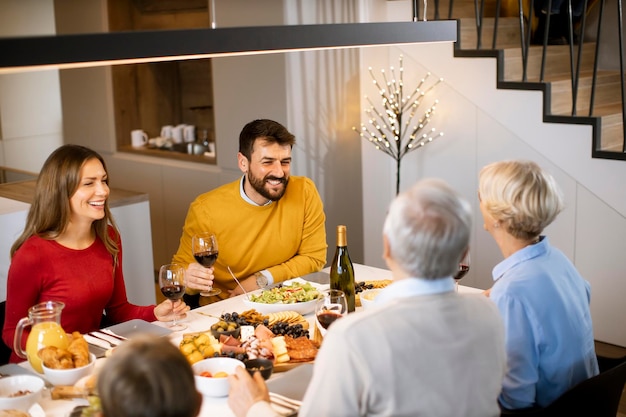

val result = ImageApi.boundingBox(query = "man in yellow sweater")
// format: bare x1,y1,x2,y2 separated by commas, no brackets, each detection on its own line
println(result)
172,119,327,305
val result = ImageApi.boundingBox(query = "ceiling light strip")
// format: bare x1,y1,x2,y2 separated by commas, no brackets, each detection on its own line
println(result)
0,21,457,73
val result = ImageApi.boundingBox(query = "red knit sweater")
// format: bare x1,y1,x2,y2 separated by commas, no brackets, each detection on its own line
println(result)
3,227,155,363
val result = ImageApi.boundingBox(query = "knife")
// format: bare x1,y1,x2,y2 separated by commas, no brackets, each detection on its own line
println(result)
100,328,128,341
90,331,123,346
83,333,112,350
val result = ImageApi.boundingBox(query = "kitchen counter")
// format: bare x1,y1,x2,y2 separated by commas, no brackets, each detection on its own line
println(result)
0,180,155,305
0,179,148,207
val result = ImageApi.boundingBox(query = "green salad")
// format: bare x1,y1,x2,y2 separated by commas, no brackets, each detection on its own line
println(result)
250,282,321,304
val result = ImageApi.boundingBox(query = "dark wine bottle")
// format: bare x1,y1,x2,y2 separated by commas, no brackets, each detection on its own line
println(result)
330,225,356,313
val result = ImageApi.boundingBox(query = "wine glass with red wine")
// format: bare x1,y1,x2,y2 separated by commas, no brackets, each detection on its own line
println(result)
159,263,187,331
453,251,471,292
191,232,222,297
315,289,348,337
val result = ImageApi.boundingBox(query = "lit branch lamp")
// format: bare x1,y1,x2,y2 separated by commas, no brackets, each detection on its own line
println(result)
354,55,444,194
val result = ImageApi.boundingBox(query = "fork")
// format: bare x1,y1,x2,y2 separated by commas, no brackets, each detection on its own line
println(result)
227,266,250,300
269,392,302,415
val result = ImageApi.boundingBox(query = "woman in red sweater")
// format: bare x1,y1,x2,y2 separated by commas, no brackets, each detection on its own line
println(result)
2,144,188,363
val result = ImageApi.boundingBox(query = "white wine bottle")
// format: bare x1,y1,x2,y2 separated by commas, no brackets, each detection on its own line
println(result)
330,225,356,312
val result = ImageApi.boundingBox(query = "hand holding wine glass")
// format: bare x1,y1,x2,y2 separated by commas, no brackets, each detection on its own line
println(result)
191,231,222,297
315,289,348,338
159,263,188,331
453,250,471,292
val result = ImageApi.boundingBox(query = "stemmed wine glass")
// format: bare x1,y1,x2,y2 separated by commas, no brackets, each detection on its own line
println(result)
191,232,222,297
453,251,471,292
315,289,348,338
159,263,188,331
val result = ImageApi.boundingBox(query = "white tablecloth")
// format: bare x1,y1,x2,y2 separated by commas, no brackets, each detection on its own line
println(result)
27,263,481,417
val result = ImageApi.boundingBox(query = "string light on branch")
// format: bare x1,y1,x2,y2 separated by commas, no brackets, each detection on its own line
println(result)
353,55,444,194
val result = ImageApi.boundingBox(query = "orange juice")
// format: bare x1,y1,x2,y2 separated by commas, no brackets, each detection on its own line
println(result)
25,322,69,373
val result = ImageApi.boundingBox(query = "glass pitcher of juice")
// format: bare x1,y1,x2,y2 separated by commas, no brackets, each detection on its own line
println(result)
13,301,69,373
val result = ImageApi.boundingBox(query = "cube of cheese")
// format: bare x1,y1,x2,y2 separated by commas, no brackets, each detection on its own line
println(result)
271,336,289,359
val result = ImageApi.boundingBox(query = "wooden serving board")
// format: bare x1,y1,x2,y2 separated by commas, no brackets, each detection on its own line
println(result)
274,360,314,372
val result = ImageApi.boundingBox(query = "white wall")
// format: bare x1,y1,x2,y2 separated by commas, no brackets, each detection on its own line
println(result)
0,0,63,172
0,198,29,302
357,1,626,346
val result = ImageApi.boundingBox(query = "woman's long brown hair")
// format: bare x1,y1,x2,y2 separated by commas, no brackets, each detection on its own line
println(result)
10,145,120,264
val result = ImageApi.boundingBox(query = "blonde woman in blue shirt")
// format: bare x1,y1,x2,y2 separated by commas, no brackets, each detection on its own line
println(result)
479,160,599,410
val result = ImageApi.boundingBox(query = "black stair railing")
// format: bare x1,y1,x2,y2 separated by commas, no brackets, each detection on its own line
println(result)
415,0,626,155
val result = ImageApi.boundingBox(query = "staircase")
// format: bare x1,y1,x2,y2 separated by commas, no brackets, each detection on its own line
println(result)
422,0,625,160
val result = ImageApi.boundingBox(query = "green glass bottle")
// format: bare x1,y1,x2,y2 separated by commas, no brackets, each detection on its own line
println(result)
330,225,356,313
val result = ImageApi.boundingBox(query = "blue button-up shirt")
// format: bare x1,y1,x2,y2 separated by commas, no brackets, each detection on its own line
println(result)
490,236,598,409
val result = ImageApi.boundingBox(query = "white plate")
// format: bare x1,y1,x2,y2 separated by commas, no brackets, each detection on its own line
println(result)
103,319,172,338
29,403,45,417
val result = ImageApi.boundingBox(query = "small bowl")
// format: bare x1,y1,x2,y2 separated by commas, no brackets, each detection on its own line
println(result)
210,327,241,342
244,358,274,380
0,375,45,411
359,288,382,310
42,353,96,386
192,357,244,397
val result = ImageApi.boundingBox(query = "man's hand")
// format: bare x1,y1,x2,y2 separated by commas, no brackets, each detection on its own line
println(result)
228,275,259,297
185,262,215,293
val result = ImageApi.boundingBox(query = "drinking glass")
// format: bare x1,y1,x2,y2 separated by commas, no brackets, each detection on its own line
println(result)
159,263,188,331
453,251,471,292
315,289,348,338
191,232,222,297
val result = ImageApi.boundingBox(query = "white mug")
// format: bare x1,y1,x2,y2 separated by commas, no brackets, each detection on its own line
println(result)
172,124,185,144
183,125,196,143
161,125,174,139
130,129,148,147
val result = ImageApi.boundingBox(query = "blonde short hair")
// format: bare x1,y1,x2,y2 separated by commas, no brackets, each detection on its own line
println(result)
479,160,563,240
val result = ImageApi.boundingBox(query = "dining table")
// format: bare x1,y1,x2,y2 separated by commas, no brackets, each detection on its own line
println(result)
10,263,482,417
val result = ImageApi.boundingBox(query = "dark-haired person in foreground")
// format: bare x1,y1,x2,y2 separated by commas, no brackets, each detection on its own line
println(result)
98,334,202,417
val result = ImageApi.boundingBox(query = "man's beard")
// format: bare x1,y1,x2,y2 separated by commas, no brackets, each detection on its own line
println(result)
247,172,289,201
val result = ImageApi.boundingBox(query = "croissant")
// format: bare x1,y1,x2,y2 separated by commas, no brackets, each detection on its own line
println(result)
38,346,74,369
67,331,90,367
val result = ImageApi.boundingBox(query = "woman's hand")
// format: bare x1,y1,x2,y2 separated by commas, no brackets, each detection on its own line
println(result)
154,299,190,322
185,262,215,293
228,366,270,417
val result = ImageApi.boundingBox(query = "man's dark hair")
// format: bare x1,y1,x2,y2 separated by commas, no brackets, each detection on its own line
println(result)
238,119,295,160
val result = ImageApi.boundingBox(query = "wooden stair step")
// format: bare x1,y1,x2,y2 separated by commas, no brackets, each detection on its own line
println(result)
599,122,624,152
550,71,624,114
421,1,499,21
459,17,522,49
450,0,624,158
503,43,597,81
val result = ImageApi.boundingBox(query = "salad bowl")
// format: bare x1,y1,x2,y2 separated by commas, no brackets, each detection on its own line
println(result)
242,281,322,315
